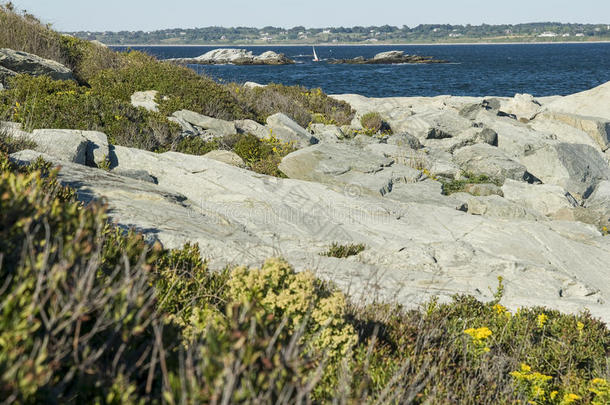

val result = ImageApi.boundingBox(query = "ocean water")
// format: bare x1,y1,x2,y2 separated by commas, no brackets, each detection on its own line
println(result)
111,44,610,98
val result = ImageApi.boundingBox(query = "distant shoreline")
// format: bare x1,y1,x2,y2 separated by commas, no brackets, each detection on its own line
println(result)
107,40,610,47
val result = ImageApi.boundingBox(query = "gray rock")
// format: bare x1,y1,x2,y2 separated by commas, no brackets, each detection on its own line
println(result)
131,90,159,112
520,142,610,197
11,146,610,322
499,93,541,121
234,119,271,140
387,133,423,150
0,48,73,80
203,149,246,168
0,64,16,85
463,183,503,197
423,127,498,153
453,143,531,183
467,195,540,220
266,113,318,148
173,110,236,137
170,49,294,65
502,179,578,217
538,111,610,151
29,129,89,165
543,80,610,121
308,123,343,143
584,180,610,212
243,81,265,88
400,110,474,141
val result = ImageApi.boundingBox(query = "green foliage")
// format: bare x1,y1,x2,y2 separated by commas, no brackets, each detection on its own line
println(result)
89,51,253,121
360,112,389,135
322,242,366,258
230,83,355,128
0,74,180,150
441,171,502,195
173,133,295,177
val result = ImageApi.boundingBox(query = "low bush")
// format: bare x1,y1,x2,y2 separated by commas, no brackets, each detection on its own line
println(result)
89,51,254,121
322,242,366,258
230,83,355,128
360,111,391,135
173,133,295,177
441,171,501,195
0,74,180,150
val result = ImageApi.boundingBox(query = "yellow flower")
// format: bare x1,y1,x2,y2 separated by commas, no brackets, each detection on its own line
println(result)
537,313,548,328
550,390,559,400
577,321,584,332
562,393,580,403
464,327,492,340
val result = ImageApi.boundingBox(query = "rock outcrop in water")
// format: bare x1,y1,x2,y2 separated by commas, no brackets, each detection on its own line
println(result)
168,48,294,65
329,50,448,64
7,80,610,322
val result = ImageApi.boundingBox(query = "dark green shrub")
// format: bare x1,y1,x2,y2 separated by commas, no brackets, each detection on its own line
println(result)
322,242,366,258
230,83,355,128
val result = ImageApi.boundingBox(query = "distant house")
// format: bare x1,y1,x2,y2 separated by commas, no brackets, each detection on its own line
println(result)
575,33,585,37
538,32,557,38
562,33,570,37
449,33,462,37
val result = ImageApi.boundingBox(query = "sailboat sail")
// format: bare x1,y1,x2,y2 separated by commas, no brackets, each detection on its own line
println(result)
312,46,319,62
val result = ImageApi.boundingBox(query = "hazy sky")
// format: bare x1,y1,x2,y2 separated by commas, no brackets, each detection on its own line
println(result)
10,0,610,31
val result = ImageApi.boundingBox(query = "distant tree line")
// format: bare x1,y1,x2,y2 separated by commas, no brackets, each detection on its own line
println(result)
68,22,610,45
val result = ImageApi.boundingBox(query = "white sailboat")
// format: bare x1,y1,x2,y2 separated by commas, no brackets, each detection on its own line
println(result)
312,46,320,62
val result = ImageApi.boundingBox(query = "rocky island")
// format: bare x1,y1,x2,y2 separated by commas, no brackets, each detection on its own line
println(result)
329,50,448,64
168,48,294,65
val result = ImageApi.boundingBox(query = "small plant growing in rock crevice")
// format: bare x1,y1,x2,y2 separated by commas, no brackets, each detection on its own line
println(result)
322,242,366,258
441,171,502,195
360,112,392,136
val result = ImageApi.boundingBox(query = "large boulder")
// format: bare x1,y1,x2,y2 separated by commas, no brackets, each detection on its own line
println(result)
536,111,610,151
0,64,16,86
499,93,541,121
234,119,271,140
520,142,610,197
543,81,610,121
30,129,109,167
203,150,246,168
131,90,159,112
453,143,531,183
196,48,253,63
266,113,318,147
0,48,73,80
253,51,293,65
399,110,474,141
501,179,578,217
172,110,236,137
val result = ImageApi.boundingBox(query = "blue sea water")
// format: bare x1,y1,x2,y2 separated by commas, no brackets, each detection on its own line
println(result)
111,44,610,98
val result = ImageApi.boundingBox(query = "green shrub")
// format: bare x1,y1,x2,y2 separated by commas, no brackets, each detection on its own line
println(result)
441,171,501,195
89,51,253,121
360,112,391,135
0,74,180,150
322,242,366,258
230,83,355,128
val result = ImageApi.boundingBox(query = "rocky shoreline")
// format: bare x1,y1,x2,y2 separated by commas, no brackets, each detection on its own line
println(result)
328,50,448,64
167,48,295,65
3,47,610,321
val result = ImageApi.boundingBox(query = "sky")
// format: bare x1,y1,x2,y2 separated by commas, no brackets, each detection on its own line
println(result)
10,0,610,32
